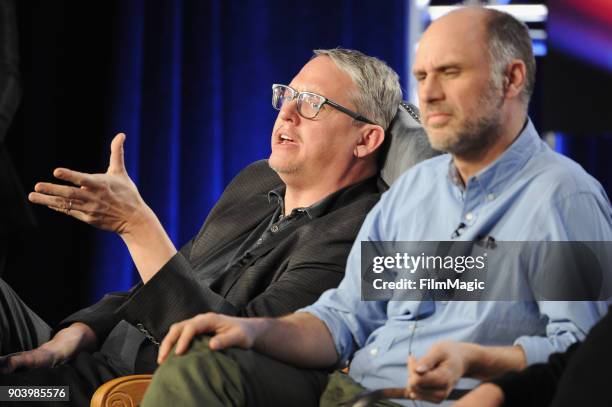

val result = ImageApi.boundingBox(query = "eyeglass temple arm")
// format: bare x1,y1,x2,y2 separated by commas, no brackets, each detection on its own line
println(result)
325,99,376,125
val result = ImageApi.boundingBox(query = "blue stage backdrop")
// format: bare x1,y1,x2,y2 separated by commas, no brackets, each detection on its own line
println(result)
89,0,612,303
90,0,409,300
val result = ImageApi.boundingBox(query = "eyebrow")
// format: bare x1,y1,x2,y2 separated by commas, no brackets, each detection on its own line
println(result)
413,62,463,76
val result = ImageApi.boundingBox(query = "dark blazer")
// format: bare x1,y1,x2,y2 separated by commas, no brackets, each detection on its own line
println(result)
59,160,382,373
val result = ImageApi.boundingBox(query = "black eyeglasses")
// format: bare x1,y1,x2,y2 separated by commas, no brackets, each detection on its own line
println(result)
271,84,376,125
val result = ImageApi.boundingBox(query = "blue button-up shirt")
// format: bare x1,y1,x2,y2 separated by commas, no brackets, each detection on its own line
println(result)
300,120,612,405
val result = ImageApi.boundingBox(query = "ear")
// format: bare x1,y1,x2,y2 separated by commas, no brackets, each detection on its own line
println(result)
503,59,527,100
354,125,385,159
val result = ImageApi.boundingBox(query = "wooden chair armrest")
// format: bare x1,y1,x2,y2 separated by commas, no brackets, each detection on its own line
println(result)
91,368,348,406
90,374,153,407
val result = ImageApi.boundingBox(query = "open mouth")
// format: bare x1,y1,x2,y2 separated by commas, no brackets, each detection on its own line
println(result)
279,134,296,144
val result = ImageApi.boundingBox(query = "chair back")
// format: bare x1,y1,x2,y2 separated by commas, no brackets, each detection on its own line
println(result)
379,102,440,188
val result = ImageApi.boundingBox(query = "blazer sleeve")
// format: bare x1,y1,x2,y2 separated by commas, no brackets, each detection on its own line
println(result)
114,170,378,342
55,239,195,343
115,217,363,343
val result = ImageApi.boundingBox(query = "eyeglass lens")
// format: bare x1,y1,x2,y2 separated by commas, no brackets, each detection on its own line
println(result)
272,85,325,119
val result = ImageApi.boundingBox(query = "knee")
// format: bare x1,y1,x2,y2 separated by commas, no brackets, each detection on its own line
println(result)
152,335,216,382
142,336,246,407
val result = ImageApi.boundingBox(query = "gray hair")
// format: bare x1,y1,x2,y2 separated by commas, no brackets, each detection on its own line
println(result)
484,9,536,103
313,48,402,130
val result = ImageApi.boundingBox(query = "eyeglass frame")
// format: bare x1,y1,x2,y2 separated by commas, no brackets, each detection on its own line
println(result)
271,83,377,125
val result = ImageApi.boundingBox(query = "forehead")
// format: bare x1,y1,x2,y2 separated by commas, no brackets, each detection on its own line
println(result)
413,11,489,72
289,56,356,102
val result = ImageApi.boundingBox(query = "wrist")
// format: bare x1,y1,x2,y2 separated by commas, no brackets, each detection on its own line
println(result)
120,204,158,240
461,342,485,378
40,335,74,365
45,323,97,360
251,318,274,350
70,322,98,350
462,344,526,380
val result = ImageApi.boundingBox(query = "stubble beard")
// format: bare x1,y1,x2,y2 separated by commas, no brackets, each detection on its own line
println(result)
268,155,300,175
427,81,504,160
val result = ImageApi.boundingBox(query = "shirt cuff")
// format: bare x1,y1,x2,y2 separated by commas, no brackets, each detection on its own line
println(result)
297,306,354,368
116,252,235,341
514,335,552,365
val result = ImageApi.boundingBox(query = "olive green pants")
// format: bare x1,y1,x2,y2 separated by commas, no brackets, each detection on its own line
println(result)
141,336,401,407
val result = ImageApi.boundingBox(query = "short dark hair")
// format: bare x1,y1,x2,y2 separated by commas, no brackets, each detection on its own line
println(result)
484,9,536,103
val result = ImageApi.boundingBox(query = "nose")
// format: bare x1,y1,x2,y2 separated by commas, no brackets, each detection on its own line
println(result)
278,97,300,124
419,75,445,105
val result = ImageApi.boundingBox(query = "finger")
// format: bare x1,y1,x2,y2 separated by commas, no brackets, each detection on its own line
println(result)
209,329,244,350
33,182,93,202
29,193,85,214
108,133,127,174
174,324,197,356
407,355,420,390
407,355,418,374
60,208,91,223
47,205,91,223
158,324,185,364
412,367,451,390
53,168,97,188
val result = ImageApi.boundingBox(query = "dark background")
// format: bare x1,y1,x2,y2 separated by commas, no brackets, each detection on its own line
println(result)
5,1,115,323
4,0,612,325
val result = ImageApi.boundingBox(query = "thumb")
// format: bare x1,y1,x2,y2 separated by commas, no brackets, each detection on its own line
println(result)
407,355,418,373
416,347,446,374
108,133,127,174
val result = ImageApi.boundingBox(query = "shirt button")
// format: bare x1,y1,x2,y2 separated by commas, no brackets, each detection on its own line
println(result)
256,238,263,245
487,194,495,201
271,225,279,233
465,212,474,221
370,347,379,357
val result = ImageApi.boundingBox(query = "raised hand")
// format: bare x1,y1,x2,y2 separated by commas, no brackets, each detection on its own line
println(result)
28,133,149,235
29,133,177,283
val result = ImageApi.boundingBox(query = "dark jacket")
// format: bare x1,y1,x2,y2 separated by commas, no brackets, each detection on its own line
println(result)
59,160,382,373
493,306,612,407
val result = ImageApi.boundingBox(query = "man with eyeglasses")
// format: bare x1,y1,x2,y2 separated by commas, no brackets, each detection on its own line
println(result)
0,48,419,405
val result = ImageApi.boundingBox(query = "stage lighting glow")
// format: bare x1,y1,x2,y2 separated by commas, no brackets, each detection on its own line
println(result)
428,4,548,23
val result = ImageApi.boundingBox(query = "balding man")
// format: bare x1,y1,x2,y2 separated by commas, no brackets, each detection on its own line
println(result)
141,7,612,407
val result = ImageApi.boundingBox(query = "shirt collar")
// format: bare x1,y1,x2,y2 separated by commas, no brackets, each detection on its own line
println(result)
267,186,318,219
267,175,378,220
448,118,541,196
